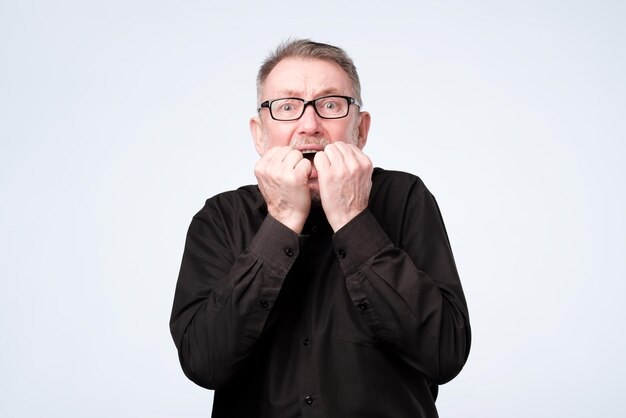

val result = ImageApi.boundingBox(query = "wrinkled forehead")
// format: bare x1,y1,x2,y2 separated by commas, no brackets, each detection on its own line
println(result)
261,57,354,101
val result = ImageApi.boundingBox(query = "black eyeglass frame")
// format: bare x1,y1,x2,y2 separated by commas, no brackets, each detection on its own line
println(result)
258,95,360,121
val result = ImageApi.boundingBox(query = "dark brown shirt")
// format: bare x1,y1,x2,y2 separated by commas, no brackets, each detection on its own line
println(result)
170,168,471,418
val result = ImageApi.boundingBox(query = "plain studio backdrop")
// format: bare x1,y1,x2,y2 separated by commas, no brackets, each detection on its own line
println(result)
1,1,624,416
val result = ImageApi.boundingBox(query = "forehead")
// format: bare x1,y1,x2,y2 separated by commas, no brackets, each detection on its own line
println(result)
262,57,353,99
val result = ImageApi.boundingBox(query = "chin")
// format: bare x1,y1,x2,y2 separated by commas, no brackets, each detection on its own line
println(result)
310,192,321,205
309,183,321,204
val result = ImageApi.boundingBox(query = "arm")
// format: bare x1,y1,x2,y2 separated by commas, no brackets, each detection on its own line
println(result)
169,203,300,389
333,187,471,384
171,145,313,389
315,143,470,383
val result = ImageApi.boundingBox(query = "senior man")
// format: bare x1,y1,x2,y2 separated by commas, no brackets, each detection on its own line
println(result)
170,39,471,417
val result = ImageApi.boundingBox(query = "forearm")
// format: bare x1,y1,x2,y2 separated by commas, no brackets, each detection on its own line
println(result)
351,246,470,383
170,214,300,388
334,208,471,383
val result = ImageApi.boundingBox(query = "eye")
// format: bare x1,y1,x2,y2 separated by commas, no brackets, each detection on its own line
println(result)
317,97,345,115
273,99,300,113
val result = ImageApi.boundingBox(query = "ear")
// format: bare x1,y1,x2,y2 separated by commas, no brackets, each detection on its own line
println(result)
249,116,265,156
356,111,371,150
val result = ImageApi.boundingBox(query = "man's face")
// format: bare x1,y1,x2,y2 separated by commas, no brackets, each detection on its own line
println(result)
250,57,371,198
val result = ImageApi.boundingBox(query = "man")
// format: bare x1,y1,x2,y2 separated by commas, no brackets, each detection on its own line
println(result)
170,39,471,417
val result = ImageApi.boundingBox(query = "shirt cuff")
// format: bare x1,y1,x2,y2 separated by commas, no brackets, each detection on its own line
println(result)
249,214,301,276
332,209,392,275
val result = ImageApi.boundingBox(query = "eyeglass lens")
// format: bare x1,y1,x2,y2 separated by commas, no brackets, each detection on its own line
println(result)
271,96,349,120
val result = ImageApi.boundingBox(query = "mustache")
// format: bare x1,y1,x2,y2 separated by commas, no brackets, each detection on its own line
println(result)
290,136,330,149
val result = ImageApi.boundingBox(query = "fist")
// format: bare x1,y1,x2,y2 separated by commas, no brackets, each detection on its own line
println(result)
314,142,373,231
254,146,312,233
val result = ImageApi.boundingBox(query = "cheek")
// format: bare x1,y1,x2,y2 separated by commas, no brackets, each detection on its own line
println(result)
338,120,360,145
351,121,360,141
263,123,296,147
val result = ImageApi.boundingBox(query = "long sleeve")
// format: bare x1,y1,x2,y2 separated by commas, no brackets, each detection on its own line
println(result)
170,172,470,417
332,174,471,384
169,193,300,389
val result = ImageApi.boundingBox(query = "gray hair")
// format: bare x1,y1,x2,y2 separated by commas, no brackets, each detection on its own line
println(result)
256,39,362,105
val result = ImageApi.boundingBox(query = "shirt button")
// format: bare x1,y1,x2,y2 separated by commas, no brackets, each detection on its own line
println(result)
260,300,270,310
337,249,346,258
311,225,318,233
304,396,314,405
358,302,369,311
303,338,311,346
284,248,294,257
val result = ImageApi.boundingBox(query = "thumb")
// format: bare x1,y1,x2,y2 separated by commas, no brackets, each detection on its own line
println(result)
313,151,330,176
294,157,313,179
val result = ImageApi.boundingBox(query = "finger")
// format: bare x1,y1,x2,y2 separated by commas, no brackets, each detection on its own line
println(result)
337,142,361,168
294,157,312,177
313,151,330,173
342,143,370,165
276,146,297,161
333,141,357,157
283,149,304,168
256,147,282,173
261,146,291,166
336,142,364,164
330,142,363,171
322,143,345,166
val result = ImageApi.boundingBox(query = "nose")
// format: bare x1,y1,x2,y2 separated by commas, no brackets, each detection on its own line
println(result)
297,102,323,136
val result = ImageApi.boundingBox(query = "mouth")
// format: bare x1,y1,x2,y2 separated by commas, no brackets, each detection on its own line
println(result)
300,150,319,179
301,150,318,162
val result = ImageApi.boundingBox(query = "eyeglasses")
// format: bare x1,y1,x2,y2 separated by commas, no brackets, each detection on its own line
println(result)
258,95,360,121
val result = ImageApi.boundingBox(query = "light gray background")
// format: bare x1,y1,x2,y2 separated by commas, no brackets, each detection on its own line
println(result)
1,0,624,417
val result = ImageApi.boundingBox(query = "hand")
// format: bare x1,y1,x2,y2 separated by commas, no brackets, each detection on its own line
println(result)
254,146,312,234
314,142,373,231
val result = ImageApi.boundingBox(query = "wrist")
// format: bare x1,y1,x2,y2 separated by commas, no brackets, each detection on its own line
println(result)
327,209,364,232
268,209,308,234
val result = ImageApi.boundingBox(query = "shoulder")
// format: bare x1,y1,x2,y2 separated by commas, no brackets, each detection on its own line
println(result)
194,184,262,221
368,168,434,243
371,167,429,197
369,167,436,219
